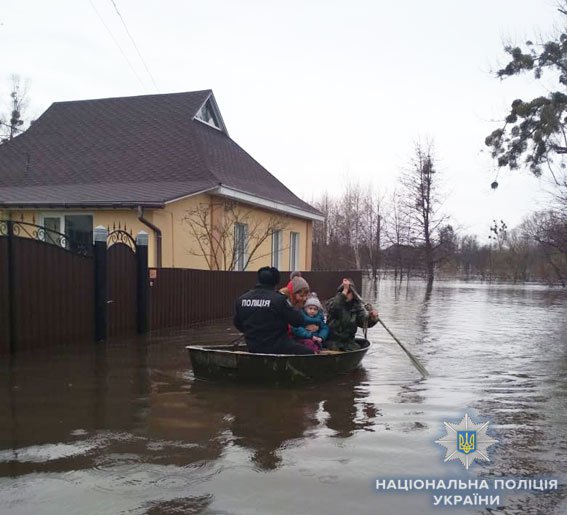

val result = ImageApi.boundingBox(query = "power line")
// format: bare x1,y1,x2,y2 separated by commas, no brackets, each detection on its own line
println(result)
88,0,148,91
109,0,160,92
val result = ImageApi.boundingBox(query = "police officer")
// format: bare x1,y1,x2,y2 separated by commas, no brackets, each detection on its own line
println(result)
234,266,314,354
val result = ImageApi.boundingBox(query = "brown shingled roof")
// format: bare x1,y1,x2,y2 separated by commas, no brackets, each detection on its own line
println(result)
0,90,320,217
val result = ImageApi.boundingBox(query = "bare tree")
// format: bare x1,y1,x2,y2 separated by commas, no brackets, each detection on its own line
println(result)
312,189,358,270
522,211,567,286
346,181,364,269
436,224,459,275
312,192,343,270
182,199,290,271
384,190,413,281
458,235,475,279
399,142,449,285
0,75,29,143
361,186,384,285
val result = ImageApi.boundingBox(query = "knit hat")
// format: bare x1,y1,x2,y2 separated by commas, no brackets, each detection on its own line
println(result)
304,293,322,311
291,275,309,293
257,266,280,286
290,270,302,281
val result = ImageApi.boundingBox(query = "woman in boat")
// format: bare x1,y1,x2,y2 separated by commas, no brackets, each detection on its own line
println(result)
233,266,315,355
325,278,379,351
279,274,310,308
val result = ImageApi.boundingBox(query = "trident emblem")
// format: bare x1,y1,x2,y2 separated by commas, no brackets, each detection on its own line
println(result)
436,413,498,469
457,431,476,454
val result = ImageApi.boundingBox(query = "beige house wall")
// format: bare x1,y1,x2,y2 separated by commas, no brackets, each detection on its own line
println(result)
161,194,314,271
2,196,315,271
153,193,211,270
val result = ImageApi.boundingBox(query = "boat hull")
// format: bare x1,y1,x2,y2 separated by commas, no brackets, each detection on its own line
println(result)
186,338,370,385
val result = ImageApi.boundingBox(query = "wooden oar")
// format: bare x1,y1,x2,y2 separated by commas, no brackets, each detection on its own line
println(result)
350,286,429,378
377,317,429,378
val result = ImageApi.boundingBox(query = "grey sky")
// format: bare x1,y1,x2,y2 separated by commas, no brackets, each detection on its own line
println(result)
0,0,560,239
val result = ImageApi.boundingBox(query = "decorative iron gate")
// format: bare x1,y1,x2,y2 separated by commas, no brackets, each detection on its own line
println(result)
0,220,95,353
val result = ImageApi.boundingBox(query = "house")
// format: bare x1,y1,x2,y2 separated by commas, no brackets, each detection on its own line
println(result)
0,90,322,270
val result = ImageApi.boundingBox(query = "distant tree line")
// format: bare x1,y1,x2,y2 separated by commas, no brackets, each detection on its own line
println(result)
310,143,567,286
445,214,567,286
312,143,456,286
311,191,567,286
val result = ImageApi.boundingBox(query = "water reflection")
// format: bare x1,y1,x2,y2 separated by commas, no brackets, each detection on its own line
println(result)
185,368,380,471
0,337,380,476
324,369,379,438
0,280,566,514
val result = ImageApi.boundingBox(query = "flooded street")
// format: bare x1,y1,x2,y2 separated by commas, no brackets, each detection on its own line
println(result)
1,279,566,515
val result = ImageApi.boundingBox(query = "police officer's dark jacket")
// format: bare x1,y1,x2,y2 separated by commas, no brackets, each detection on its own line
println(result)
234,284,304,352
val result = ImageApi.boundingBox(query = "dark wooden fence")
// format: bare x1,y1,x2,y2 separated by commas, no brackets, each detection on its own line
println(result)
150,269,253,329
0,226,94,354
0,218,361,354
0,220,143,354
149,269,362,330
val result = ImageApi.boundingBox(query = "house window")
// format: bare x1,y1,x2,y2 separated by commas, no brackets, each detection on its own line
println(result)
195,99,223,130
271,230,282,268
40,214,93,252
289,232,300,271
43,216,64,246
234,222,248,271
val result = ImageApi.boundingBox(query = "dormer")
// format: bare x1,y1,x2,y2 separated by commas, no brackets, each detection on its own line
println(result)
194,92,228,135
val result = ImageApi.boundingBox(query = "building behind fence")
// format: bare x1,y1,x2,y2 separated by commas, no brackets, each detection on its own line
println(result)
0,220,361,354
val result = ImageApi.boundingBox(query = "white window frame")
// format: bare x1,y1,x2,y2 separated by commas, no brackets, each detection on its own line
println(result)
193,95,228,134
39,212,94,245
271,229,283,268
39,213,64,233
289,231,300,271
234,222,248,271
195,103,222,131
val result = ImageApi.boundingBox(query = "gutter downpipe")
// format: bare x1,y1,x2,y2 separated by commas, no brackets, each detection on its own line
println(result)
137,205,162,268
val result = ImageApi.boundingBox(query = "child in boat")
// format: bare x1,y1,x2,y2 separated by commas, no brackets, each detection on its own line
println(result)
325,278,379,351
292,293,329,353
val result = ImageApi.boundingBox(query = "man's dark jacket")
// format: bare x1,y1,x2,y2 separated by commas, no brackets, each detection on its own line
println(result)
234,284,304,353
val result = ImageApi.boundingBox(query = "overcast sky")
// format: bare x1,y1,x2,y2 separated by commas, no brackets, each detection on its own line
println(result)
0,0,560,239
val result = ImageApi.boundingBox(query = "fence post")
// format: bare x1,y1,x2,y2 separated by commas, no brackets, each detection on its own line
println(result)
93,226,108,342
6,220,16,353
136,231,149,334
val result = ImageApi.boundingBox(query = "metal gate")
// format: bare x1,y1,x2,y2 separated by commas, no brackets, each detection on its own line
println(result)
0,220,94,353
106,229,138,337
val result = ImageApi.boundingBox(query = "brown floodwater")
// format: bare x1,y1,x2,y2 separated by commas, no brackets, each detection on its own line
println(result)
0,279,566,515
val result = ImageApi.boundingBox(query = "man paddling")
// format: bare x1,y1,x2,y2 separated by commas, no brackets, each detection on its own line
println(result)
234,266,315,355
325,278,379,351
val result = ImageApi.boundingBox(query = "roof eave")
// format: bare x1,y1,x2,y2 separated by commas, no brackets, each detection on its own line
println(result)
208,185,324,221
0,201,165,209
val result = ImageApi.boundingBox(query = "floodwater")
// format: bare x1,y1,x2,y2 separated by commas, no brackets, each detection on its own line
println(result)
0,279,566,515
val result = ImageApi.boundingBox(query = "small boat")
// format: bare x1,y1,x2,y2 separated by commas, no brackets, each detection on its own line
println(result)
186,338,371,385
